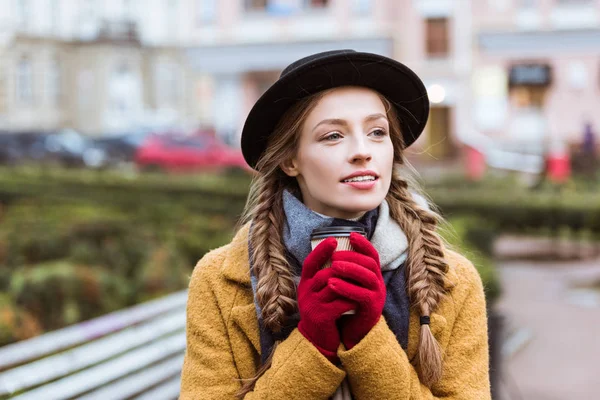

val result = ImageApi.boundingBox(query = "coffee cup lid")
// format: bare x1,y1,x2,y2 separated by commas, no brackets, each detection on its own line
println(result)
310,226,366,240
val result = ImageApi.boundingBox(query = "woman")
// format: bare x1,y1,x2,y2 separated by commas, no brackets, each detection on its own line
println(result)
180,50,491,399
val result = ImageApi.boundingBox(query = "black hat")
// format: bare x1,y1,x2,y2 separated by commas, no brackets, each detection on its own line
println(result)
241,49,429,169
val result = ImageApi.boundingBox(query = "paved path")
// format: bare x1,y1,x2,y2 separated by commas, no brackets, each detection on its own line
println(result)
495,257,600,400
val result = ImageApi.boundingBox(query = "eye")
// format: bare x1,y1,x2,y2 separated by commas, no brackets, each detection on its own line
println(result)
323,132,342,141
370,129,388,137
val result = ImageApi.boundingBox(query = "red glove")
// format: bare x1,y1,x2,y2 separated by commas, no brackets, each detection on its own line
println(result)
329,232,386,350
297,237,355,362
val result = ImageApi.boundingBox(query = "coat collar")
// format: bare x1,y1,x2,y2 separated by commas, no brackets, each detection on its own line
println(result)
222,223,252,286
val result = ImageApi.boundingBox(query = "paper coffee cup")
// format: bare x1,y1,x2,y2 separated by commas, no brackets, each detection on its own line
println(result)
310,226,367,315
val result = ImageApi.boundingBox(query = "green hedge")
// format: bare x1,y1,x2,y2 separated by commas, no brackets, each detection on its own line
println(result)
7,167,599,345
441,217,501,305
0,168,245,346
424,174,600,237
9,261,132,330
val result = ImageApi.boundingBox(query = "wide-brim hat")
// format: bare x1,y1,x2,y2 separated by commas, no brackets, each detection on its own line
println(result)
241,49,429,170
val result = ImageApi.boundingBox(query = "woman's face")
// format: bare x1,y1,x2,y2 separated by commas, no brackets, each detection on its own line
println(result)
281,87,394,219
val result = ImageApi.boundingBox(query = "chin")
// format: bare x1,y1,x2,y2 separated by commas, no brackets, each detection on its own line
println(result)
339,194,385,214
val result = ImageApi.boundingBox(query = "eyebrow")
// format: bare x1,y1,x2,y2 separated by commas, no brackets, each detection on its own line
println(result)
312,113,388,132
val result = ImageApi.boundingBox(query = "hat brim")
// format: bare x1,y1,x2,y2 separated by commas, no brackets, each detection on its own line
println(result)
241,51,429,169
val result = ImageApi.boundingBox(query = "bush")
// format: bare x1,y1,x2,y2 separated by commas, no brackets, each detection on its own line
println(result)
67,220,150,279
442,217,502,305
0,168,248,345
9,261,131,331
136,241,191,302
0,296,42,347
428,185,600,239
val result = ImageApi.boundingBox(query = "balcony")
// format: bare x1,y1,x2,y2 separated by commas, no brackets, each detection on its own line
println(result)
97,20,141,44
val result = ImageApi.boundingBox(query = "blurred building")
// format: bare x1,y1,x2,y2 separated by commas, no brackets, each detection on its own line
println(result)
473,0,600,165
186,0,600,158
186,0,471,155
0,0,197,135
1,0,598,159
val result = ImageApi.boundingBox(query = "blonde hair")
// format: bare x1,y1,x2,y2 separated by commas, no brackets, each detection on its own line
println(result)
236,88,450,397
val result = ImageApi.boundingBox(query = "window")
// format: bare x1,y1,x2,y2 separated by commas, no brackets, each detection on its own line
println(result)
82,0,95,18
245,0,267,11
77,69,94,109
155,61,181,107
304,0,329,9
196,0,217,23
50,0,60,33
167,0,179,39
353,0,371,13
16,56,34,105
110,64,131,114
48,56,62,105
244,0,328,14
78,0,98,39
425,18,449,58
0,64,6,114
520,0,537,7
165,137,207,149
123,0,135,21
17,0,31,29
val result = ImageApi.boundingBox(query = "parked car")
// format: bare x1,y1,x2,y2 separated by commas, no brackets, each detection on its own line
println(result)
0,132,21,165
134,133,250,173
90,129,151,169
43,129,107,168
0,131,49,165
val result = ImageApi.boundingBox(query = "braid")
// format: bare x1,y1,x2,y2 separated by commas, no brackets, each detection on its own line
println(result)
237,174,297,397
250,175,297,333
386,172,449,386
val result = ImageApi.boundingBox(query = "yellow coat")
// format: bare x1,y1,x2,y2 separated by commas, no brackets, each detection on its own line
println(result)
180,223,492,399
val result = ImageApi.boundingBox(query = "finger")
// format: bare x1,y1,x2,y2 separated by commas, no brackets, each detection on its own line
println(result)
328,277,372,306
328,298,356,317
302,237,337,280
331,251,380,275
317,284,341,303
309,267,336,293
318,287,356,314
349,232,380,263
330,261,380,290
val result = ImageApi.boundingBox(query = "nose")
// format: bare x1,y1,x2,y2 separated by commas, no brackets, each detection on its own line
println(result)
349,135,372,164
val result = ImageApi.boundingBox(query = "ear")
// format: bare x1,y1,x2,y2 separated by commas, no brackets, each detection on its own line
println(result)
280,158,299,177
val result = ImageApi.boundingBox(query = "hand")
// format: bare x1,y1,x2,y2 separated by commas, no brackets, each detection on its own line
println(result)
297,237,355,362
328,232,386,350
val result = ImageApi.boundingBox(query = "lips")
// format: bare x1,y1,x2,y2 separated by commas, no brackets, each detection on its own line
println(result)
341,179,378,190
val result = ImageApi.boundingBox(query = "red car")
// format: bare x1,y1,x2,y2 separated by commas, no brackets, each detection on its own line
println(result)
135,134,251,173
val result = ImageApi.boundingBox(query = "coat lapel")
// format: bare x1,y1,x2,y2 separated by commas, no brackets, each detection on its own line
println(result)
230,302,261,354
222,223,252,286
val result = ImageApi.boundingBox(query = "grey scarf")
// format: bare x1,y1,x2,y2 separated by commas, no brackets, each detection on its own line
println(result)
248,189,412,396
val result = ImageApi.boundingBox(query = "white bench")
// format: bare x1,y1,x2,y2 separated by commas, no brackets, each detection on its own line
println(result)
0,290,187,400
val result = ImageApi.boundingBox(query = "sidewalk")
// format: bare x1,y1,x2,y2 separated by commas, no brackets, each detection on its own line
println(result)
495,257,600,400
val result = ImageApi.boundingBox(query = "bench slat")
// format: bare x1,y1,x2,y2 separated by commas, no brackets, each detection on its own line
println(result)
132,374,182,400
11,332,186,400
0,311,185,397
0,290,188,370
77,355,184,400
